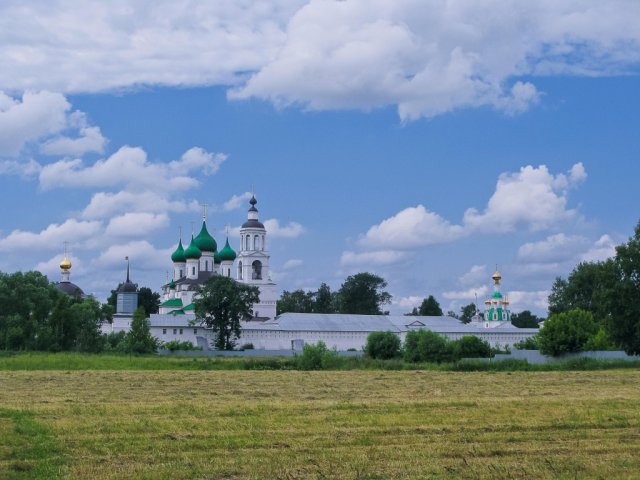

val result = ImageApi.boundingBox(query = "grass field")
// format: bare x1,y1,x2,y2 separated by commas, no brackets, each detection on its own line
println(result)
1,366,639,479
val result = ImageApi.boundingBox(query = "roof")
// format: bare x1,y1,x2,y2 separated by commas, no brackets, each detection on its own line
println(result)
241,219,265,229
171,239,186,263
217,238,236,262
160,298,183,308
194,221,217,252
55,281,85,297
184,235,202,260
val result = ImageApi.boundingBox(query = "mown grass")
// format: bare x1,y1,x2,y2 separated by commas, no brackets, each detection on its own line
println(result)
1,367,639,479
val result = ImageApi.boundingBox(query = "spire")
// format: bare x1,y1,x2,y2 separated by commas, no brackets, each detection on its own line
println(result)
125,256,130,283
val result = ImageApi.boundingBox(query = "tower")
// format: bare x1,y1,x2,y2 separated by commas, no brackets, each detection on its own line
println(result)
116,257,139,314
194,204,217,274
483,269,511,326
55,243,85,298
237,195,277,319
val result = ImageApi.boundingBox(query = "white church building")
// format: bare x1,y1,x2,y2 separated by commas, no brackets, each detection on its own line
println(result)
99,195,537,350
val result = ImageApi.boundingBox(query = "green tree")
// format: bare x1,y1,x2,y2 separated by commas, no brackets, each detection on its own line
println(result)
418,295,443,316
123,306,158,354
538,309,599,356
453,336,491,358
511,310,542,328
607,222,640,354
314,283,336,313
403,329,454,363
459,303,478,324
194,276,260,350
337,272,391,315
277,289,315,315
365,331,401,359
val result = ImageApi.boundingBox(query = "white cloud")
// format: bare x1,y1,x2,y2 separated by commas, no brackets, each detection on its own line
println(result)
82,191,199,219
518,234,588,263
105,212,169,237
0,219,102,251
507,290,549,313
0,158,41,178
40,126,106,156
458,265,487,286
39,145,226,192
222,192,253,212
340,249,408,267
263,219,305,238
93,240,173,270
463,164,584,233
1,3,639,119
0,91,70,156
34,254,84,279
283,259,303,269
394,295,424,311
358,205,464,250
442,286,488,301
581,234,616,263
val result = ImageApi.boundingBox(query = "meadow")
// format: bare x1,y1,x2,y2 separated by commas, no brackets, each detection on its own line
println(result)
1,358,639,479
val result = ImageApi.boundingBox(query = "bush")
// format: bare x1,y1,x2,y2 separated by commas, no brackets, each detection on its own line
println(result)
103,331,127,352
403,329,454,363
583,327,617,351
239,343,254,350
538,309,599,356
513,335,540,350
365,331,401,359
162,340,202,352
453,336,492,358
294,341,340,370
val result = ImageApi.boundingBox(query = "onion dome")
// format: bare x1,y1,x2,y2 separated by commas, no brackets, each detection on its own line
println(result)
168,279,176,290
194,221,217,252
60,256,72,271
184,235,202,260
217,238,237,262
492,270,502,285
171,239,186,263
213,252,221,265
241,195,265,229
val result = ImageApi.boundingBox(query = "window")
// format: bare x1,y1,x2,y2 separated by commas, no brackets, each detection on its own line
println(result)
238,261,243,280
254,235,260,250
252,260,262,280
205,260,208,271
179,269,183,278
193,329,197,335
245,236,250,250
173,329,177,334
192,266,196,275
262,235,265,250
179,328,183,335
163,328,167,334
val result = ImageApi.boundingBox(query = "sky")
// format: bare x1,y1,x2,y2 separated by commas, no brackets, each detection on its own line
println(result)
1,1,639,316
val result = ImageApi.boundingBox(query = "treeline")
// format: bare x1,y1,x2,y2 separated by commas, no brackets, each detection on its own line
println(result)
0,271,160,354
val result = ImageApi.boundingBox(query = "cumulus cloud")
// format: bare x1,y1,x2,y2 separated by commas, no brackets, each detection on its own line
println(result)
518,234,588,263
40,126,106,156
283,259,304,269
340,250,408,268
581,234,617,262
359,205,464,250
1,3,639,119
458,265,487,286
221,192,253,212
82,191,199,220
358,163,586,251
263,219,305,238
0,219,102,251
105,212,170,237
0,159,41,178
442,286,489,301
394,295,424,311
508,290,549,313
93,240,173,270
39,145,226,192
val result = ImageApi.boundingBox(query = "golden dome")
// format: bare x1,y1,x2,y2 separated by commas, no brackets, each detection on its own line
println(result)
492,270,502,285
60,256,72,271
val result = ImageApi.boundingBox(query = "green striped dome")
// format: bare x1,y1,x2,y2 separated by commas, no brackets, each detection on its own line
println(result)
171,239,186,263
217,238,237,262
194,221,217,252
184,235,202,260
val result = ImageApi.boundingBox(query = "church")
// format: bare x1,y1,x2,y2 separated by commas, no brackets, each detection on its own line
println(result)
93,195,536,350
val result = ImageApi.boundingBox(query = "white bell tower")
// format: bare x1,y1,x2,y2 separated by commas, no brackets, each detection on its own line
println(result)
237,195,277,319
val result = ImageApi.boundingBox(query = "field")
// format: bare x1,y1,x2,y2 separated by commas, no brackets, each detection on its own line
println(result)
1,362,639,479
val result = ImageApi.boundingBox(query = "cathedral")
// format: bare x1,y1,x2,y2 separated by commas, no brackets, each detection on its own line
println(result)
158,195,277,320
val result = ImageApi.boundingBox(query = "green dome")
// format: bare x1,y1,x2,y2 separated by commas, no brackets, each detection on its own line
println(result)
194,221,217,252
217,238,237,262
168,279,176,289
184,235,202,260
492,291,503,299
171,239,186,263
213,252,221,265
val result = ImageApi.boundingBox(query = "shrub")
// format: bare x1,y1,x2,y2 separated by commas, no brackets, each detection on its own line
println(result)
365,331,401,359
294,341,340,370
453,336,492,359
103,331,127,352
583,327,617,351
239,343,254,350
162,340,202,352
513,335,540,350
538,309,599,356
403,329,454,363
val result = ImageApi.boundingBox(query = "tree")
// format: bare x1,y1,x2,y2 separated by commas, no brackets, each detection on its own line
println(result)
337,272,391,315
511,310,542,328
538,309,599,356
453,336,491,358
124,306,158,354
365,331,401,359
418,295,443,316
277,289,315,315
403,329,454,363
459,303,478,324
194,276,260,350
607,222,640,354
314,283,336,313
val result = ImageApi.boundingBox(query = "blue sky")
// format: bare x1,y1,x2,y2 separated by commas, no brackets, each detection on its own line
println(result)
1,1,639,315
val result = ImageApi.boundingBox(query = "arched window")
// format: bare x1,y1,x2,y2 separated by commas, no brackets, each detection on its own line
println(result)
252,260,262,280
254,235,260,250
262,235,265,251
245,235,250,250
238,261,243,280
205,260,208,271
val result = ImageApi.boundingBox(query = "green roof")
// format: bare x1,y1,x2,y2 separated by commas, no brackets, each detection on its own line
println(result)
213,251,221,264
184,235,202,260
491,291,503,299
171,239,186,263
217,238,236,262
194,221,217,252
168,279,176,289
183,303,195,311
160,298,183,307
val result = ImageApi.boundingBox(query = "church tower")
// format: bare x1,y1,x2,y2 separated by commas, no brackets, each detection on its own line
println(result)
237,195,277,319
116,257,139,314
483,269,511,327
